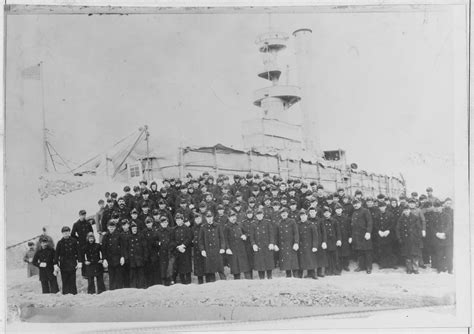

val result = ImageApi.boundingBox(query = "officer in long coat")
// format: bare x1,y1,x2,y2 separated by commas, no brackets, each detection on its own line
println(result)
350,199,374,274
421,202,437,268
250,208,275,279
276,208,300,277
396,205,423,274
434,200,453,273
156,216,176,286
296,209,319,279
192,213,206,284
71,209,93,278
127,222,147,288
33,236,59,294
141,217,161,287
81,232,105,294
366,199,381,264
240,209,256,276
101,221,126,290
55,226,81,295
198,211,226,283
333,204,351,271
321,207,342,275
308,207,327,277
375,202,398,269
173,213,193,284
224,211,252,279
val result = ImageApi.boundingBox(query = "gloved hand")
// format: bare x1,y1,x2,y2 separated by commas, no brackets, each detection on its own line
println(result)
120,257,125,266
273,245,279,252
226,249,233,255
185,221,191,227
268,244,274,251
385,230,390,237
76,262,82,269
102,260,108,268
311,247,317,253
336,240,342,247
241,235,247,241
364,232,371,240
201,250,207,257
189,204,194,209
85,261,91,265
219,249,225,254
321,242,327,250
179,247,186,253
39,262,47,268
439,233,446,240
348,237,352,244
422,230,426,238
253,244,259,252
378,230,384,237
293,243,299,251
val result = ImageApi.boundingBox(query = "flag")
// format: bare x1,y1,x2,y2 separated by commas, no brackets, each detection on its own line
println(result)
21,63,41,80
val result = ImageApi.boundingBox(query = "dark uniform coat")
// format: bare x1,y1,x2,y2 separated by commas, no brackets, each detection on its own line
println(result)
192,224,206,276
33,247,57,281
141,227,159,263
198,222,226,274
334,214,352,257
435,209,454,247
375,211,396,246
101,231,126,266
81,242,103,277
309,217,327,267
351,207,373,251
174,225,193,273
250,218,275,271
224,222,251,274
240,217,255,268
322,217,341,251
55,237,80,271
126,232,148,268
296,220,319,270
71,219,93,248
396,213,423,257
276,218,300,270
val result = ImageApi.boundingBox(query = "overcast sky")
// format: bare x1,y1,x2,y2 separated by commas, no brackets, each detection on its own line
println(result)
6,7,457,199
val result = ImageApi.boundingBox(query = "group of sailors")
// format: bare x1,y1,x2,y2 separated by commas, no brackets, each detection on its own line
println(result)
27,172,454,295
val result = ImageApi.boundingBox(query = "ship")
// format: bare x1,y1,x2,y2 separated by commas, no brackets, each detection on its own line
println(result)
72,27,406,198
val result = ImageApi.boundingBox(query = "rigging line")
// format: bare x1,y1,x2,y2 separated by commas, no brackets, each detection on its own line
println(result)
71,129,141,172
48,142,74,173
45,142,57,172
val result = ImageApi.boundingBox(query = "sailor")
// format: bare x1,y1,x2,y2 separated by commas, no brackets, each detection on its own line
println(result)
156,216,176,286
333,203,352,272
350,199,373,274
33,236,59,294
321,206,342,276
101,221,126,290
296,209,319,279
396,205,423,274
224,211,252,280
81,232,106,294
54,226,81,294
276,207,300,278
250,208,275,279
198,210,226,283
173,213,193,284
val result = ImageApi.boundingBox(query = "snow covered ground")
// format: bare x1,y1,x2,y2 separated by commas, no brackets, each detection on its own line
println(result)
7,262,455,325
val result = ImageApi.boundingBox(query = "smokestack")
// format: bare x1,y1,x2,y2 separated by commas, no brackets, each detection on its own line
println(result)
293,28,321,156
